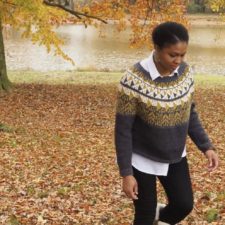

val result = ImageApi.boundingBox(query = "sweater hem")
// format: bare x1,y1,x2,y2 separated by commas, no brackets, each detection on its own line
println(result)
132,149,183,164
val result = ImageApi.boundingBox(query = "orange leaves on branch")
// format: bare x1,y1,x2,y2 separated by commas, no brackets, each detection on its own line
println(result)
86,0,189,49
1,0,74,64
1,0,189,65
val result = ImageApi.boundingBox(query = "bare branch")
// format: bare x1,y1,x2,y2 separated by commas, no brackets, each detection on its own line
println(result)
43,0,107,24
141,0,152,31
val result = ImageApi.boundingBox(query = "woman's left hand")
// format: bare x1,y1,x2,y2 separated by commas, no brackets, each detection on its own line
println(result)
204,149,219,172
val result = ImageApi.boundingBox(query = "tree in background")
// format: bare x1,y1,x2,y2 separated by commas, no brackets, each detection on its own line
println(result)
209,0,225,13
0,0,188,91
0,16,10,91
187,0,212,13
0,0,74,91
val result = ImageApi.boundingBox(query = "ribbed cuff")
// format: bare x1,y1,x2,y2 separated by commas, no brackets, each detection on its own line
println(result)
120,167,133,177
199,141,216,153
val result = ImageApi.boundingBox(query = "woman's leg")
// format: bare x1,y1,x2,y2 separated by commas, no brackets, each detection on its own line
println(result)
132,165,157,225
157,157,194,225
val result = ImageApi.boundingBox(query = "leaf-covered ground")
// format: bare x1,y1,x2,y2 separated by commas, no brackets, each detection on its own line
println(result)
0,83,224,225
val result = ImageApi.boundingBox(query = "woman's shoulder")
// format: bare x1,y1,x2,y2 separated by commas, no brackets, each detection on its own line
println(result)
119,61,144,79
117,62,150,91
128,61,151,80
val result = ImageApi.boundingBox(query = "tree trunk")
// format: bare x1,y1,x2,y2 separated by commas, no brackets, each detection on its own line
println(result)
0,16,12,91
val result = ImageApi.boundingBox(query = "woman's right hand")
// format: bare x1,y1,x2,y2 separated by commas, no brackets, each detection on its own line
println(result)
122,175,138,200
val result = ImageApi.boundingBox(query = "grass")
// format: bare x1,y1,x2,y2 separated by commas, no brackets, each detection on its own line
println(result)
8,70,122,85
8,70,225,87
194,74,225,87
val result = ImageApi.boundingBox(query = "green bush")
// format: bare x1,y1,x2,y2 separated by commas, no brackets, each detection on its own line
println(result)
187,3,203,13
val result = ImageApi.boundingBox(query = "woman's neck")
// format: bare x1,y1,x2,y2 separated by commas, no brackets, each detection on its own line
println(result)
153,53,172,76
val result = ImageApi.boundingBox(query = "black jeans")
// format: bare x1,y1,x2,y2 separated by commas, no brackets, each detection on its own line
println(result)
132,156,194,225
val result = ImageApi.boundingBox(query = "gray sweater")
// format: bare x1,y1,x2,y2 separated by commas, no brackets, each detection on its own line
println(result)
114,62,215,177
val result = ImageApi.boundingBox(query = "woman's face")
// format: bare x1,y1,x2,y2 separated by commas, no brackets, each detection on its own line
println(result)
154,41,188,72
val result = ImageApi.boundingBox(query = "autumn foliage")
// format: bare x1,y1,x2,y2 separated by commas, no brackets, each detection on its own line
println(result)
75,0,189,48
0,0,190,65
1,1,225,64
0,82,224,224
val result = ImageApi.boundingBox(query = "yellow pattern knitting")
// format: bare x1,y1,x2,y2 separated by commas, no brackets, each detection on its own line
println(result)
116,65,194,127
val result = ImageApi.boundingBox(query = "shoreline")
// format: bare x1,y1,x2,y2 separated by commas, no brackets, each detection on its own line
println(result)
3,14,225,29
46,13,225,27
74,13,225,27
187,13,225,27
92,13,225,27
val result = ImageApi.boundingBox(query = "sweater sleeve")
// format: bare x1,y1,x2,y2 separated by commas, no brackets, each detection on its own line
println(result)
188,101,216,153
114,72,137,177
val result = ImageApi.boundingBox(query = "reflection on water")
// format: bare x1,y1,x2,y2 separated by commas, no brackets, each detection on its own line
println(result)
3,24,225,75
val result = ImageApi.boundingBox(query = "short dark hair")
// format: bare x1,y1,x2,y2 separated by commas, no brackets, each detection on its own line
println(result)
152,21,189,49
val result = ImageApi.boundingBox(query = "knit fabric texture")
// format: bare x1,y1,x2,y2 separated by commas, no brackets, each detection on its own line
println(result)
114,61,215,177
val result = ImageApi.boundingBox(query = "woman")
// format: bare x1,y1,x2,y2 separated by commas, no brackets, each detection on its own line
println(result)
114,22,219,225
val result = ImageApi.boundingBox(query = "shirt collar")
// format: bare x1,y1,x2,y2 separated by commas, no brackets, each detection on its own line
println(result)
140,50,179,81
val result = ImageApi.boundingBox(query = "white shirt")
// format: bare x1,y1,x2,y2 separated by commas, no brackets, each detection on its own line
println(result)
131,50,187,176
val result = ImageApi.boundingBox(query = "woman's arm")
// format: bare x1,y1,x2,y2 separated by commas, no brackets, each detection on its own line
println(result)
188,101,219,171
188,67,218,171
188,101,215,152
114,72,137,177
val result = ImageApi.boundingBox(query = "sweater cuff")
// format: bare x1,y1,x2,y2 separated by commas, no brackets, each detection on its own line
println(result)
198,141,216,153
120,167,133,177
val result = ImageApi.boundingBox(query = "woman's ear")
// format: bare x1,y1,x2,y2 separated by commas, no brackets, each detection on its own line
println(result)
154,44,160,51
153,45,162,63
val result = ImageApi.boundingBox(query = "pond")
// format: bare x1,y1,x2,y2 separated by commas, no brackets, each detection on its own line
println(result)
3,24,225,75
